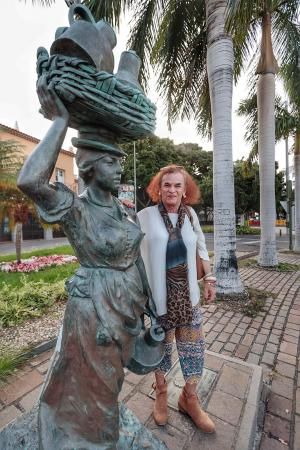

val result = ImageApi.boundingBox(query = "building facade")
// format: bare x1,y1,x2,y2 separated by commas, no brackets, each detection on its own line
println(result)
0,123,77,241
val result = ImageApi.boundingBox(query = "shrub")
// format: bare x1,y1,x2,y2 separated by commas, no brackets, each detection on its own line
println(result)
0,276,67,327
236,225,261,235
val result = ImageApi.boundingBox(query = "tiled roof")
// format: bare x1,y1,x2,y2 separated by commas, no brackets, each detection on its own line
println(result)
0,123,75,158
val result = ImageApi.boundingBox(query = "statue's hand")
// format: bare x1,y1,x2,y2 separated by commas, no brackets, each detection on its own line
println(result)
37,74,69,122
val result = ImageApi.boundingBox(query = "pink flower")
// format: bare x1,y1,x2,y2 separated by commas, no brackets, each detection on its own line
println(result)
0,255,78,273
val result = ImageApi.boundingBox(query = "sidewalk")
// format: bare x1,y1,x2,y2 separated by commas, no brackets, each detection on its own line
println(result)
0,250,300,449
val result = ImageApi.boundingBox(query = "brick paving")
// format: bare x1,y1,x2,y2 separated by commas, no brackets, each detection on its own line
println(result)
0,251,300,449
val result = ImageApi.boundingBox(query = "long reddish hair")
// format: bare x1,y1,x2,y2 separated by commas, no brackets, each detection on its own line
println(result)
147,165,201,205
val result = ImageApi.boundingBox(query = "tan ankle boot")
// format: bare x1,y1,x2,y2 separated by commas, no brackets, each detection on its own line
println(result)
153,371,168,426
178,382,215,433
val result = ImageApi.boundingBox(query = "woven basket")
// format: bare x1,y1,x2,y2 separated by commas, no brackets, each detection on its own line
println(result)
37,51,156,141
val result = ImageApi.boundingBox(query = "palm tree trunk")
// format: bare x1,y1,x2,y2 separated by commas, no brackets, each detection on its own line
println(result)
206,0,244,294
257,13,278,266
293,131,300,251
15,222,22,263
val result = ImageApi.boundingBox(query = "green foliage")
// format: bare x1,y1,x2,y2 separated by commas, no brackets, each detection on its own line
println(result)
234,158,286,216
121,136,213,209
0,351,27,382
0,277,68,327
236,225,260,235
276,262,300,272
201,225,214,233
0,262,78,288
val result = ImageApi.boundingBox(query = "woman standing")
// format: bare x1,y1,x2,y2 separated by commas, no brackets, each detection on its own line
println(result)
138,165,216,433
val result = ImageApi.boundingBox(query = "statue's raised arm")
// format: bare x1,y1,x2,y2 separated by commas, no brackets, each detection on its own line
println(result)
17,75,70,210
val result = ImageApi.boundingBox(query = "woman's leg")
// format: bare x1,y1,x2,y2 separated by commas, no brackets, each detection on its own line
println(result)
153,327,175,425
175,308,215,433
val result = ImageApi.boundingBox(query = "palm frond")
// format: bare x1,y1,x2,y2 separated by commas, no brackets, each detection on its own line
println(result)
127,0,167,88
25,0,56,6
150,0,208,132
226,0,261,81
84,0,134,28
272,9,300,66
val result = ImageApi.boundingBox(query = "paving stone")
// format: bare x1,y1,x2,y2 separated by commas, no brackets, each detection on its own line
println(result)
29,350,54,367
255,334,268,345
267,393,292,420
268,334,280,345
125,371,145,386
247,353,260,365
279,341,298,357
265,343,278,353
251,343,264,355
125,392,153,424
209,341,223,353
229,334,241,344
234,344,249,359
223,324,236,333
247,327,258,335
188,417,236,450
204,353,224,372
277,352,297,366
234,328,245,336
288,314,300,325
207,391,243,426
0,370,44,406
241,335,254,346
264,413,290,443
119,382,135,402
282,334,299,344
294,414,300,450
296,388,300,415
0,405,22,430
19,385,41,412
272,374,294,400
260,435,288,450
147,419,188,450
216,365,249,399
138,373,154,396
167,408,195,435
212,324,224,333
275,361,296,379
261,352,276,366
224,342,236,352
284,328,300,338
205,331,219,344
217,332,231,343
36,360,51,375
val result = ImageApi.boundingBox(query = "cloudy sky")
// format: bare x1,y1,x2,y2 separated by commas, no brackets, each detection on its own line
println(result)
1,0,288,169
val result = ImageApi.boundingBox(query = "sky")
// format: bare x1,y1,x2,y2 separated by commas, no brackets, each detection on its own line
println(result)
0,0,288,170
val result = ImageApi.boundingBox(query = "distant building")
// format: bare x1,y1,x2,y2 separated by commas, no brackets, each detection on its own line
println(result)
0,123,77,242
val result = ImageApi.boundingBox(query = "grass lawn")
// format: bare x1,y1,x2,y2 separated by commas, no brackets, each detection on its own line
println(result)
0,245,74,262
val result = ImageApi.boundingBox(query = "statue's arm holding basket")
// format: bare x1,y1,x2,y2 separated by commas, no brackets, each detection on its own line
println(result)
17,75,70,210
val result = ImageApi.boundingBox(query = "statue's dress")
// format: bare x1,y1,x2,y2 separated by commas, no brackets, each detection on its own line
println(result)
37,183,147,450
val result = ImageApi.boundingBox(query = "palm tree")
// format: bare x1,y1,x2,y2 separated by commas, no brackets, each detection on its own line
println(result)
238,92,300,251
24,0,244,295
0,138,32,262
227,0,300,266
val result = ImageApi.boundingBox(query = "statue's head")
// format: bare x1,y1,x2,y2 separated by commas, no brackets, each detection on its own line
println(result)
73,126,125,189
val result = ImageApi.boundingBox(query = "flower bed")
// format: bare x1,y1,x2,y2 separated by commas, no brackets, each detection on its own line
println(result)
0,255,77,273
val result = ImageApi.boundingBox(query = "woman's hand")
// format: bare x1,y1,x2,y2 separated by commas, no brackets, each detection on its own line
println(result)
203,281,216,304
37,74,69,122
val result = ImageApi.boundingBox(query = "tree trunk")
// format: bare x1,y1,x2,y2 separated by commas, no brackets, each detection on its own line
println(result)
293,131,300,251
15,222,22,264
206,0,244,294
256,13,278,266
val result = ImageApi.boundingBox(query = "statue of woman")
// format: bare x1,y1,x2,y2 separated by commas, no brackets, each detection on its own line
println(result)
17,75,157,449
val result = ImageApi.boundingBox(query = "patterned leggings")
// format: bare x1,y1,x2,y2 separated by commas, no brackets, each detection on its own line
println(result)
157,306,205,382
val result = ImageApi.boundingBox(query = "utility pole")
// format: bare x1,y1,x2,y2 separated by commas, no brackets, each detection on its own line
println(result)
285,135,293,250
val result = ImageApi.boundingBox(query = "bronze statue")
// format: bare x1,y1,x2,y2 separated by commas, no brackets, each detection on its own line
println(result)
17,4,164,449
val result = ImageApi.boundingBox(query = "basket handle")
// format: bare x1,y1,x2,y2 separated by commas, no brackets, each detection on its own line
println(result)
68,4,96,25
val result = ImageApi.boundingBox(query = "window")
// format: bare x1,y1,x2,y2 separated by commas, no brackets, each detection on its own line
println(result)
55,168,65,183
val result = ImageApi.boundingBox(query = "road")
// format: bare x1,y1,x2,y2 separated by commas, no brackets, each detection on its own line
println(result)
204,233,291,253
0,234,292,256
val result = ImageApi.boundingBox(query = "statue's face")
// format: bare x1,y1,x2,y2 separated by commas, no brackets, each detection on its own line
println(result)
94,155,122,191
